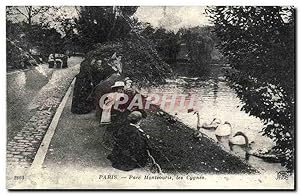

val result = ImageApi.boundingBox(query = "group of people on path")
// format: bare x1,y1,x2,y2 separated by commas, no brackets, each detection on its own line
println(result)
96,77,156,172
74,51,243,172
70,51,157,172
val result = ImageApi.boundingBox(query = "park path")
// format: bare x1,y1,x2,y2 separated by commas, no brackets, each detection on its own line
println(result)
7,57,83,169
7,57,84,140
8,86,149,189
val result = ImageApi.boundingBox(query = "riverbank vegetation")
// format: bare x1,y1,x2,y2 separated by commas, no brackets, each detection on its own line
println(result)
141,25,225,76
74,6,171,86
208,6,295,171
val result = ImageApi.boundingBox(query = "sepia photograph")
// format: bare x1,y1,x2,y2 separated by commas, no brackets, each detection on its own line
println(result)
5,5,295,190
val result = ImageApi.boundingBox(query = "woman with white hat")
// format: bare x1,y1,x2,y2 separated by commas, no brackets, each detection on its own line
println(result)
101,81,126,150
100,81,125,124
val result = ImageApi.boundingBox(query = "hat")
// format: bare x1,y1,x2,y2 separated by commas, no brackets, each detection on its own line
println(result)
111,81,125,88
124,77,132,82
127,111,143,123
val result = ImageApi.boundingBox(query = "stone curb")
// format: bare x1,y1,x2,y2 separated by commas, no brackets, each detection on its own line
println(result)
6,77,76,169
29,78,76,170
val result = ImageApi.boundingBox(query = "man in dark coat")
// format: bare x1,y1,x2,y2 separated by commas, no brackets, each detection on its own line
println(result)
107,111,150,171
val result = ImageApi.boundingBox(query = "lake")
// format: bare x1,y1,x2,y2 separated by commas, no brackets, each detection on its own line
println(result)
141,64,285,173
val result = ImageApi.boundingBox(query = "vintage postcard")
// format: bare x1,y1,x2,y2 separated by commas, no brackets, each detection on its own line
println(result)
6,6,295,190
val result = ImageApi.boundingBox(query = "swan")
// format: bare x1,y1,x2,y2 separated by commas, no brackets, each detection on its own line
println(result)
229,131,252,160
201,117,222,131
188,109,221,130
187,110,281,163
229,131,282,163
215,121,232,151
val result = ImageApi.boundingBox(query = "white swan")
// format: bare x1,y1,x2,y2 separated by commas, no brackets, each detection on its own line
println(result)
229,131,281,162
188,109,221,130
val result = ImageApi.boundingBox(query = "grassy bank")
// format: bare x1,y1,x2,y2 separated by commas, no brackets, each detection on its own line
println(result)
141,110,257,174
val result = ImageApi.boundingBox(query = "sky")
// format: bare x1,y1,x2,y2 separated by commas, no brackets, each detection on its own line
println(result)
7,6,212,34
134,6,212,32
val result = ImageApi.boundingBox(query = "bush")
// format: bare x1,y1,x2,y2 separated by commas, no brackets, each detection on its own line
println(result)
7,38,39,70
82,35,172,87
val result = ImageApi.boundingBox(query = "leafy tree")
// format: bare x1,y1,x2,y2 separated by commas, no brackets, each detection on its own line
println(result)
180,27,214,66
143,27,180,62
6,6,51,27
28,24,64,58
140,24,219,75
208,6,295,170
74,6,138,52
140,24,156,37
6,6,67,69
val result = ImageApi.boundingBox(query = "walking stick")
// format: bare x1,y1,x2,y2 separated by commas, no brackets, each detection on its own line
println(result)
144,135,180,174
146,149,163,174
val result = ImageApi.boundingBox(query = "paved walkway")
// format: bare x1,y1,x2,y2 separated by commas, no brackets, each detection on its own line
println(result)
12,87,149,189
42,88,111,170
6,57,83,170
7,57,84,140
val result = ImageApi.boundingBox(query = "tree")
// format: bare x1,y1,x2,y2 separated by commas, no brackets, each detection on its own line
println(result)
144,27,180,62
208,6,295,170
6,6,51,27
74,6,138,52
6,6,66,67
181,27,214,65
173,26,215,76
28,25,64,58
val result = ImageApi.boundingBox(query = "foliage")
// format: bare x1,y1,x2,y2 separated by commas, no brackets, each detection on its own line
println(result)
7,38,28,69
6,6,51,26
142,26,181,63
121,35,172,85
74,6,138,52
74,6,172,86
6,6,71,69
6,20,64,59
208,6,295,170
80,34,171,87
142,24,222,68
6,21,36,69
179,26,214,68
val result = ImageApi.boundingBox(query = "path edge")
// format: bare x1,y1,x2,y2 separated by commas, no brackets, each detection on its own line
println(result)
29,77,76,170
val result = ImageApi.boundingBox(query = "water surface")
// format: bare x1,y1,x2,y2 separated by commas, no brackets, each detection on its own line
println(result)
141,64,285,173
